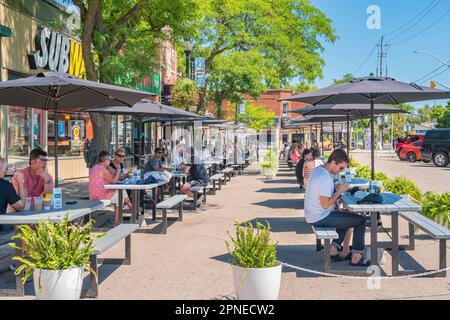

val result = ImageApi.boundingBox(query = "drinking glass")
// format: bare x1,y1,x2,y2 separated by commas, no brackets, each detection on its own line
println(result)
24,197,32,211
34,196,43,210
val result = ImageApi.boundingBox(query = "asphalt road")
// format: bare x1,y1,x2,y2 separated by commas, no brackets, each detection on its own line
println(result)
351,152,450,193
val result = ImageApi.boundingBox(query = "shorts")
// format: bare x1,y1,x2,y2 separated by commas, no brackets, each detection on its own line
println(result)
110,190,129,205
189,180,208,188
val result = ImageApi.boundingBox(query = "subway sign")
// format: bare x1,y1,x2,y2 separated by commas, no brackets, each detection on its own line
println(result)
28,27,86,79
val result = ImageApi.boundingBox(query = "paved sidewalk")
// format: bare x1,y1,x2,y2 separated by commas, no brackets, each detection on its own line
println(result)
1,163,449,299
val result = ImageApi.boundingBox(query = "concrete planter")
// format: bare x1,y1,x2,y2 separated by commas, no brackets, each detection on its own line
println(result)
232,261,282,300
33,266,84,300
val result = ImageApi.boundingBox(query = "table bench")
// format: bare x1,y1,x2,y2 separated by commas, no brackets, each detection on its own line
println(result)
190,186,205,211
312,226,339,273
155,195,187,234
231,164,243,175
209,174,224,194
221,168,234,183
85,224,139,298
399,211,450,277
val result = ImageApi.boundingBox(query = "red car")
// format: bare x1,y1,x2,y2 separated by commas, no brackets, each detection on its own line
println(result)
396,134,424,158
399,140,429,163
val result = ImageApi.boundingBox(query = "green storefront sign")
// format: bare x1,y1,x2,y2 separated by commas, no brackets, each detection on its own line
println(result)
0,24,13,37
115,71,161,96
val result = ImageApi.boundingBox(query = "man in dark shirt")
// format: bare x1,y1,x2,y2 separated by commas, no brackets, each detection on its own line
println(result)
0,157,25,214
144,147,165,173
180,149,209,201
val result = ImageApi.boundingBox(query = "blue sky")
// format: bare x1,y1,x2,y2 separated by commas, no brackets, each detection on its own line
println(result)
310,0,450,92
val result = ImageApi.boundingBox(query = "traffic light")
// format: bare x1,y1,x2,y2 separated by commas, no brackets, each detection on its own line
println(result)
430,81,436,89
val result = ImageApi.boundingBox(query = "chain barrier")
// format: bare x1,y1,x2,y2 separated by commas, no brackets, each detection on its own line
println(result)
280,261,450,279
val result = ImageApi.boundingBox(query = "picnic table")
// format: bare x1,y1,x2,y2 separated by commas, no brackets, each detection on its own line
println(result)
170,171,187,196
0,199,109,297
104,180,168,225
339,191,421,276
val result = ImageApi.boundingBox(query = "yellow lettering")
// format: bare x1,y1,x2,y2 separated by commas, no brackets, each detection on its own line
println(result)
69,40,86,79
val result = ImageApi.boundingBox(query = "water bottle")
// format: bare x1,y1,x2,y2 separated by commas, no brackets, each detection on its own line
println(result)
135,169,141,182
370,180,378,194
345,169,352,183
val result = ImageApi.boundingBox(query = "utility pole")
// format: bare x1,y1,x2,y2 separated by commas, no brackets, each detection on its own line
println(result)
377,36,388,77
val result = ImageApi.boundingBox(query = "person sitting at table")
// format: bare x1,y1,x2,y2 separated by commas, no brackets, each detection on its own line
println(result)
0,157,25,216
171,144,185,169
109,149,132,180
144,147,165,173
180,148,209,203
303,148,323,188
12,148,54,199
202,144,213,161
304,149,369,267
295,148,311,191
289,143,300,166
89,151,132,226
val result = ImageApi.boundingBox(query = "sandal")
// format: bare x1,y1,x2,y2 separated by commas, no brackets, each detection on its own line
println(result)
350,257,371,267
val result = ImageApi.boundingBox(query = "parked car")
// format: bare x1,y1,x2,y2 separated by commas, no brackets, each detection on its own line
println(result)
421,129,450,167
399,140,429,162
396,134,424,159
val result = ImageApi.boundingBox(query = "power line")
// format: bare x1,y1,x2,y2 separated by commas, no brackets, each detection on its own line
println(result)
385,0,441,43
414,64,447,83
353,45,377,75
388,10,450,46
383,0,439,39
420,66,450,84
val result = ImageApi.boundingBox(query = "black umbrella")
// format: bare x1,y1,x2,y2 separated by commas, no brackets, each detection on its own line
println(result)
0,72,151,186
86,100,203,167
283,76,450,179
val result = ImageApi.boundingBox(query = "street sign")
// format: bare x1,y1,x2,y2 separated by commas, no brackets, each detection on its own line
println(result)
0,24,12,37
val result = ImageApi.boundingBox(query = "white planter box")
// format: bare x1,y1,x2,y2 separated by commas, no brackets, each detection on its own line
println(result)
33,266,84,300
232,261,282,300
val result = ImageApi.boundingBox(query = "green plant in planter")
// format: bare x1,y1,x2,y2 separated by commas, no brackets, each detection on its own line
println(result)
354,166,388,182
349,158,361,168
10,214,103,285
421,192,450,228
261,148,278,175
383,176,422,203
226,221,277,268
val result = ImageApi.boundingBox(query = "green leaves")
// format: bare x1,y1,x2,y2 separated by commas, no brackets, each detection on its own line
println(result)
10,214,103,284
383,176,422,203
225,221,278,268
421,192,450,229
171,79,200,110
237,102,275,132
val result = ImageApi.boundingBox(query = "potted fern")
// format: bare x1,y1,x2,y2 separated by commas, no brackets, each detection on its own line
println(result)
261,149,279,179
10,215,100,300
226,221,281,300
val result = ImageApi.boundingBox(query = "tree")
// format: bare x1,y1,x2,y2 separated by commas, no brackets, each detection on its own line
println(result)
237,102,275,132
431,102,450,128
332,73,354,85
171,78,199,111
190,0,337,114
291,82,318,94
208,50,267,118
67,0,197,152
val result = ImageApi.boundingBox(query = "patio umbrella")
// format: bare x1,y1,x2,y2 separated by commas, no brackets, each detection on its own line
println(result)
0,72,151,186
85,100,204,167
283,75,450,179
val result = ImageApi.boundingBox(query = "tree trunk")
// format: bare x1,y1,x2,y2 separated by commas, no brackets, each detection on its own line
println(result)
197,87,208,114
79,0,112,156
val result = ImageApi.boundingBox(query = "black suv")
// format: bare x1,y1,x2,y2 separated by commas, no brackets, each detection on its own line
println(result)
421,129,450,167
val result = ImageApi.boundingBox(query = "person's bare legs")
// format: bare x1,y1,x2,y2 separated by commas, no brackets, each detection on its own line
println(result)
341,228,353,257
113,198,133,227
180,183,194,198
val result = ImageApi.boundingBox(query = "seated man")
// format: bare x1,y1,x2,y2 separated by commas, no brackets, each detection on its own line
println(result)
0,157,25,215
171,144,185,170
12,148,54,199
304,149,369,267
144,147,165,173
180,149,209,203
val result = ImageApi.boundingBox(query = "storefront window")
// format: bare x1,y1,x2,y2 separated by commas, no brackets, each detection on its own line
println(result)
48,112,87,157
7,106,31,157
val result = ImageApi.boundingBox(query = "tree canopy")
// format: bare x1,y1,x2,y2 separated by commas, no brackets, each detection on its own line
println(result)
237,102,275,132
189,0,337,113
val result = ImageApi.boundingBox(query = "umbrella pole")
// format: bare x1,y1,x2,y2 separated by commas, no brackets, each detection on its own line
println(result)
309,125,313,147
370,98,375,180
53,99,59,188
138,116,142,168
332,118,335,149
170,119,174,151
320,122,324,156
346,114,350,156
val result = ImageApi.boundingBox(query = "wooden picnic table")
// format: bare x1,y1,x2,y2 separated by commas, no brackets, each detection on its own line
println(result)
339,191,421,276
105,180,168,225
170,172,188,196
0,199,109,297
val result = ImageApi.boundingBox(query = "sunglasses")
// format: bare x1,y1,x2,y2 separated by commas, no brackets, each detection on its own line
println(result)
157,151,164,154
116,154,125,158
39,158,49,162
